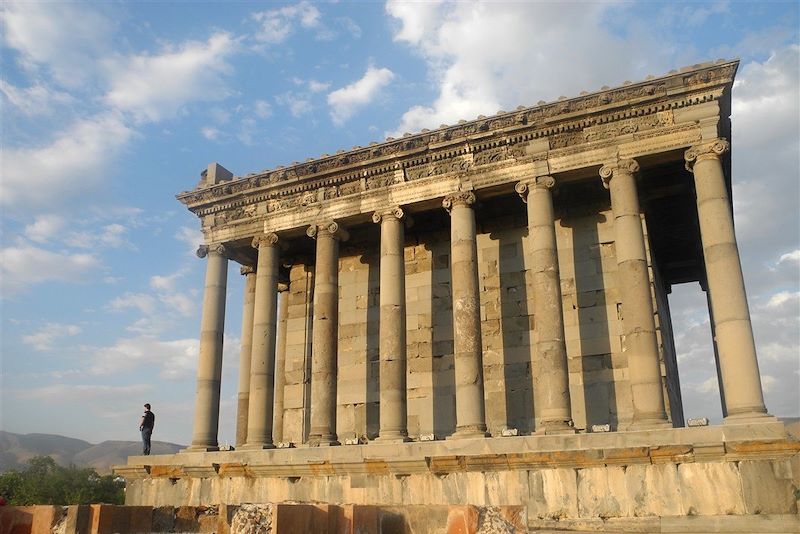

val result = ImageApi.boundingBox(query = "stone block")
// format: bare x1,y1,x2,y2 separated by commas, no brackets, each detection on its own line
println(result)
677,461,746,515
528,468,579,520
624,463,682,517
577,466,631,518
739,459,797,514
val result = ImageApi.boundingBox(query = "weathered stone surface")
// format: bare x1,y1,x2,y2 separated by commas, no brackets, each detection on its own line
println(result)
677,462,746,516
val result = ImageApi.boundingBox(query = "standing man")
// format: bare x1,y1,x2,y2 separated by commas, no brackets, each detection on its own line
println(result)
139,403,155,455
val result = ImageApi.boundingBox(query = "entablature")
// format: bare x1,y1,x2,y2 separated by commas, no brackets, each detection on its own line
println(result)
178,60,737,243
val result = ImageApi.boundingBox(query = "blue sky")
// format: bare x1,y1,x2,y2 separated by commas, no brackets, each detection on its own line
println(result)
1,1,798,446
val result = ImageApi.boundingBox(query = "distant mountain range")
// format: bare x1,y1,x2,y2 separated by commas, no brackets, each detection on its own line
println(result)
0,431,184,475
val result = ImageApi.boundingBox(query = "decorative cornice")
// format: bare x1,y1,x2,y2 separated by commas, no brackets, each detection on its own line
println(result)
196,243,227,258
307,221,349,241
372,206,405,224
252,232,280,249
684,138,730,172
442,191,477,213
177,60,738,215
599,158,640,189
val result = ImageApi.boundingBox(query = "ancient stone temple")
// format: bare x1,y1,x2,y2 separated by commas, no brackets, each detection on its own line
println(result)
116,60,799,532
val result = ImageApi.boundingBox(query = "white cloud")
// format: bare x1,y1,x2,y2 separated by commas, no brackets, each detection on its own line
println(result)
202,127,223,141
160,292,195,317
0,246,99,296
327,66,395,125
175,225,203,255
385,1,663,135
308,80,330,93
105,33,238,123
64,224,131,249
254,99,273,118
1,112,134,210
337,17,362,39
150,271,185,292
23,215,66,244
277,91,313,117
86,333,239,381
108,292,157,314
1,1,115,87
20,383,152,401
0,80,72,116
778,250,800,265
22,323,82,351
252,1,321,44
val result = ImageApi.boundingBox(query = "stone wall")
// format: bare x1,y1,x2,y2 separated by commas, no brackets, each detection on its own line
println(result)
277,198,681,443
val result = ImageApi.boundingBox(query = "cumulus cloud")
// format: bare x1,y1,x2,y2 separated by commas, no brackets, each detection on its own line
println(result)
327,66,395,125
108,292,157,314
22,323,82,351
385,1,666,135
0,80,72,116
175,225,203,255
1,1,115,87
276,91,313,117
86,333,239,380
252,2,321,44
1,112,134,210
1,246,99,296
23,215,66,244
105,33,238,123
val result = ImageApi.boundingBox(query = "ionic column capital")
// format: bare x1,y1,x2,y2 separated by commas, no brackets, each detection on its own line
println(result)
599,158,640,189
306,221,349,241
240,265,256,276
252,232,280,249
197,243,227,258
684,139,730,172
372,206,405,224
515,176,556,201
442,191,476,213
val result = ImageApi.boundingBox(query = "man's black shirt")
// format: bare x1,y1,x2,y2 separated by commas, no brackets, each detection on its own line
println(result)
142,410,155,430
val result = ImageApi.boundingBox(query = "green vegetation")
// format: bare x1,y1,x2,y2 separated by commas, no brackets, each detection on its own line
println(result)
0,456,124,505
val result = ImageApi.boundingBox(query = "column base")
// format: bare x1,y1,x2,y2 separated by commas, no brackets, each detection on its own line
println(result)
308,434,340,447
181,445,219,453
447,425,489,440
536,421,577,435
723,412,777,425
374,431,412,443
626,419,672,431
239,442,276,450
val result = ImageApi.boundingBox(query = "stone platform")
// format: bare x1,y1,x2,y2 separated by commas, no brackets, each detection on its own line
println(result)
115,423,800,532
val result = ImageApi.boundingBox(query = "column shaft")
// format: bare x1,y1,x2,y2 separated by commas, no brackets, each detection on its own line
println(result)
516,178,574,433
243,234,280,449
235,267,256,447
272,287,289,444
187,244,228,451
444,192,488,439
308,222,347,446
600,160,669,429
374,208,410,442
686,140,769,421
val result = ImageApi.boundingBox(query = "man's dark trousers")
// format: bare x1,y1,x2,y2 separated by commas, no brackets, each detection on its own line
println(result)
141,427,153,455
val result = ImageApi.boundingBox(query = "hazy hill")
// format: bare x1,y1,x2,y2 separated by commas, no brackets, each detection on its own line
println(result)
0,431,184,474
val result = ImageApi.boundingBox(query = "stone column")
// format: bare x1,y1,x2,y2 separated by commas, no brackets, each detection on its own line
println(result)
272,284,289,444
373,207,411,442
685,140,770,422
187,244,228,451
443,191,488,439
599,159,669,429
235,266,256,447
307,221,349,446
515,177,575,434
243,233,281,449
